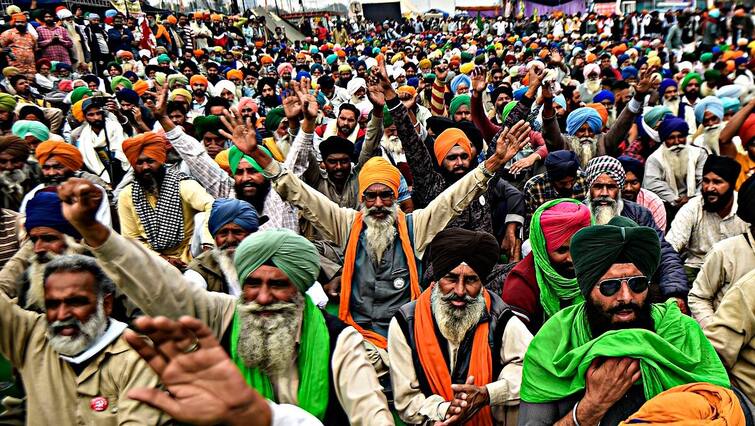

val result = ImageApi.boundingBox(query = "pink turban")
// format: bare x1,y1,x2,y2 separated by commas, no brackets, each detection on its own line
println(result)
237,97,258,114
540,202,592,252
277,62,293,75
583,63,600,79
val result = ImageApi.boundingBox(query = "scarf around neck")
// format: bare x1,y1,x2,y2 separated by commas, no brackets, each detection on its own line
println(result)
230,295,330,420
131,168,186,251
521,300,730,403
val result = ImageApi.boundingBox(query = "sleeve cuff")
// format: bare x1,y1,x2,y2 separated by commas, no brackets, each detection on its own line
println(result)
437,401,450,420
84,229,120,258
164,125,183,140
628,97,643,114
486,380,511,406
386,96,401,111
505,214,524,225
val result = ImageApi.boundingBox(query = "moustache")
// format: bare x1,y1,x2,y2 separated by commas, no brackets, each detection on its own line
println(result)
366,206,391,216
703,191,720,198
669,145,686,153
441,291,476,304
608,302,641,315
240,300,298,314
593,196,616,205
50,317,81,334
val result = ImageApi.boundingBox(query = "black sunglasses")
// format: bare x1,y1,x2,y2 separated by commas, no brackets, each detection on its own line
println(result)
362,190,394,202
597,276,649,297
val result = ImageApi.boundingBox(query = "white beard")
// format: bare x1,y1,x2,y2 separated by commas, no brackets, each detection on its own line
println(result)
569,137,598,168
662,145,689,184
236,293,304,376
26,237,87,311
46,298,108,356
585,78,601,94
702,125,721,155
381,135,404,160
361,204,398,264
431,284,485,346
664,98,680,116
588,193,624,225
214,248,240,295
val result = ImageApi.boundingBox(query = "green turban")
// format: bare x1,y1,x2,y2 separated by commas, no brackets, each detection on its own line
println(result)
194,115,225,140
571,216,660,296
680,73,702,92
501,100,518,122
382,105,393,128
643,106,672,128
448,94,471,117
167,73,188,89
460,51,473,62
70,87,92,105
0,93,17,113
234,228,320,292
700,52,713,63
704,69,721,83
264,107,285,133
153,72,167,88
227,145,272,175
110,76,133,92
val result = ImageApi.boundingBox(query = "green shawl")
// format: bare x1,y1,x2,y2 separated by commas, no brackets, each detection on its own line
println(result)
529,198,591,318
230,295,330,419
521,300,730,403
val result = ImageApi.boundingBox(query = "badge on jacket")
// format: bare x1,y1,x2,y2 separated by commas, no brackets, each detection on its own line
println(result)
90,396,109,412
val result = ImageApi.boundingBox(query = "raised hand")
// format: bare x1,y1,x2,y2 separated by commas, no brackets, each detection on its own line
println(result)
220,110,257,155
153,82,170,120
527,65,546,89
491,120,531,169
434,63,449,82
397,89,416,111
124,316,273,426
470,66,488,94
635,67,659,97
282,81,302,121
57,177,104,228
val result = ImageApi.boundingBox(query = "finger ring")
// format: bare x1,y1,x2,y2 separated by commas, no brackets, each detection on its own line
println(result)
182,338,199,354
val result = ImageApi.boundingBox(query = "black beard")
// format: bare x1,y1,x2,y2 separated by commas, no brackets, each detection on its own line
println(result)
193,89,206,98
337,125,355,137
585,296,654,338
235,179,270,213
702,188,733,212
42,171,75,186
89,119,105,129
685,90,698,100
134,166,166,192
439,166,468,183
262,95,279,107
15,25,26,33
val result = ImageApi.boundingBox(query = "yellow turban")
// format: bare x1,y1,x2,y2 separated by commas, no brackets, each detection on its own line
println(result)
459,62,475,75
358,157,401,199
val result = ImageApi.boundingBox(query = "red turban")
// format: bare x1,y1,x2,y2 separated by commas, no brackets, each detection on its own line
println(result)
122,132,167,166
35,141,84,171
433,128,472,165
539,201,591,252
739,113,755,146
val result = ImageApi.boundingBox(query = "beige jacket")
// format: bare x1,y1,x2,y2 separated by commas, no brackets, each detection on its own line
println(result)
0,291,167,426
704,269,755,401
88,231,394,426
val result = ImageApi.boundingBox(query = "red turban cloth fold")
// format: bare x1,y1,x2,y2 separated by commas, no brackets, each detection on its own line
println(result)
35,141,84,171
739,113,755,147
433,128,472,165
122,132,167,166
539,201,592,252
358,157,401,199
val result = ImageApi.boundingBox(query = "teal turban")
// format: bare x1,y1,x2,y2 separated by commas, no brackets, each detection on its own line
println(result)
448,94,471,117
110,75,133,92
264,107,286,133
571,216,660,296
643,106,672,128
234,228,320,292
11,120,49,142
228,145,271,175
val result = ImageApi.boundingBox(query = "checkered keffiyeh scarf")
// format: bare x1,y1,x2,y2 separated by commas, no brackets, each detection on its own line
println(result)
132,168,187,251
585,155,626,188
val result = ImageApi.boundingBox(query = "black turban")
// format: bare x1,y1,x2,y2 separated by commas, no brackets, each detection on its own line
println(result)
319,136,354,161
737,174,755,224
429,228,500,281
571,216,661,296
545,150,580,181
703,155,742,188
618,155,645,183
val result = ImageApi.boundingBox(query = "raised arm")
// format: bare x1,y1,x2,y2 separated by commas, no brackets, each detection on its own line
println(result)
719,98,755,158
601,69,655,156
470,66,502,142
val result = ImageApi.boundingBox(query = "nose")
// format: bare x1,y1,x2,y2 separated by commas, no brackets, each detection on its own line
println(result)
50,304,72,322
615,281,633,304
33,240,47,255
453,280,466,298
255,284,274,306
373,196,385,208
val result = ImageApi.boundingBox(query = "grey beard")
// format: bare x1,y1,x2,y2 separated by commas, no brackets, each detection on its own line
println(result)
663,145,689,184
236,293,304,376
431,284,485,346
381,135,403,157
0,168,30,194
361,204,398,264
569,137,598,168
588,193,623,225
46,298,108,356
213,248,240,295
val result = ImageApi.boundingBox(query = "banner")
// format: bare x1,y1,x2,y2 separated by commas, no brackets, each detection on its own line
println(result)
110,0,144,16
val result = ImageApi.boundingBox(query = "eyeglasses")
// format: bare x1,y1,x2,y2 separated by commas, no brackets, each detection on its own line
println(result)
597,276,649,297
362,190,394,202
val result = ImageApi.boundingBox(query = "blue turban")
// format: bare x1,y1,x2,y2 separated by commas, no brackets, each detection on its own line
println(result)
658,78,677,96
513,86,528,101
617,54,629,64
208,198,260,236
545,150,580,179
407,77,419,88
658,117,689,141
11,120,49,142
450,74,471,94
621,66,638,80
566,107,603,136
234,229,319,292
592,90,615,104
25,191,81,239
553,94,567,110
618,155,644,182
295,70,311,82
694,96,724,125
115,88,140,105
310,64,323,74
721,97,741,114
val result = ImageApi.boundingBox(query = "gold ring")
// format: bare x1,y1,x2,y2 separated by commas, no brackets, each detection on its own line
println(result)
182,338,199,354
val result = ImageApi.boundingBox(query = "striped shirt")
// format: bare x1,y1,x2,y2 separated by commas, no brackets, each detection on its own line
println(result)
0,209,19,269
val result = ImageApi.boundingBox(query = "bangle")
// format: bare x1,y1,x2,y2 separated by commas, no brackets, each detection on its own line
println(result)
572,400,581,426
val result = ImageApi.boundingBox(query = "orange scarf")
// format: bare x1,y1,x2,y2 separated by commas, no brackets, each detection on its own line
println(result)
338,211,421,349
414,285,493,426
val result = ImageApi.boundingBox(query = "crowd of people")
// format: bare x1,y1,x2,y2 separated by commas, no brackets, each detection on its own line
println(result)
0,2,754,425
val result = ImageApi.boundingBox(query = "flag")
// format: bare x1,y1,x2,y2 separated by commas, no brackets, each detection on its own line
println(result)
140,16,156,52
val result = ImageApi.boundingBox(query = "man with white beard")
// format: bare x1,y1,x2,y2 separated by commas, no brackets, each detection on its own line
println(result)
55,179,394,425
692,96,725,154
659,78,696,132
0,191,87,312
584,155,690,310
184,198,260,295
389,228,533,425
0,253,168,424
644,116,707,220
578,64,603,104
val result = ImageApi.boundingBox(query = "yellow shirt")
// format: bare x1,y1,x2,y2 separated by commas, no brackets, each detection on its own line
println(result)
117,179,214,264
735,152,755,190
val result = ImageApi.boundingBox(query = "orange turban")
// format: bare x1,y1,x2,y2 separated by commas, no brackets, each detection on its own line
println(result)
726,60,735,73
166,15,177,24
226,69,243,80
190,75,208,87
11,13,26,24
193,11,203,19
132,79,149,96
193,49,204,58
260,55,273,65
215,149,231,175
586,53,597,63
587,103,608,127
611,43,627,56
35,141,84,171
122,132,167,166
358,157,401,199
433,128,472,165
396,85,417,98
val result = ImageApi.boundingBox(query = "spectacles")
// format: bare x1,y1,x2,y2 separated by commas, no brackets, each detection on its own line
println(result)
362,190,394,202
597,276,648,297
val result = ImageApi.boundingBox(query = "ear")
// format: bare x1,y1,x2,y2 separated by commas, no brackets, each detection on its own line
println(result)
102,292,114,317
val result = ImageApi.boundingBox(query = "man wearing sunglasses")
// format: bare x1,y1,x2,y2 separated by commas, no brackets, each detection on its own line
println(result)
519,216,730,426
